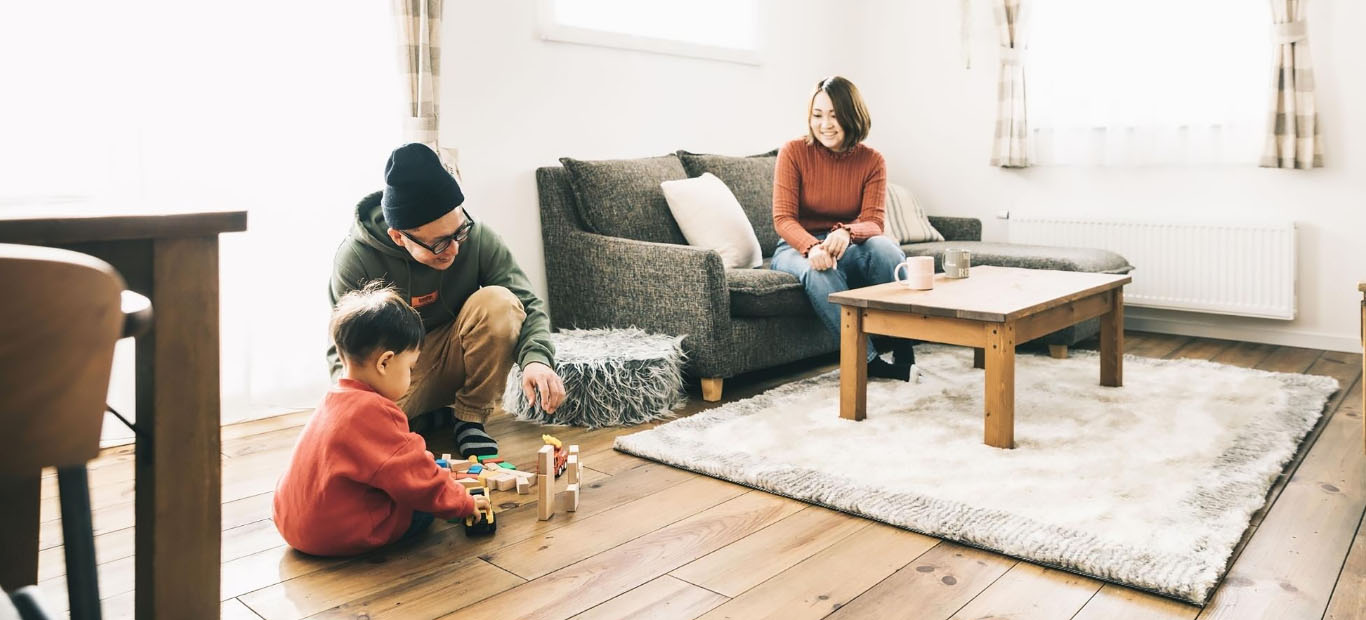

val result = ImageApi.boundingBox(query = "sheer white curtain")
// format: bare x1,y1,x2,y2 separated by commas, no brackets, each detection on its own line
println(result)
0,0,403,424
1028,0,1271,166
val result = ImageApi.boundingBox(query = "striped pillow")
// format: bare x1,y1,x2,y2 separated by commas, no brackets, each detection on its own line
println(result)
883,182,944,244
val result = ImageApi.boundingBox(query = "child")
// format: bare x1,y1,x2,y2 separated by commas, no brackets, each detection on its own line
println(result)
273,283,488,556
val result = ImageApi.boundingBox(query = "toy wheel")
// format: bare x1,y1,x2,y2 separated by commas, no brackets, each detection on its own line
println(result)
465,518,496,537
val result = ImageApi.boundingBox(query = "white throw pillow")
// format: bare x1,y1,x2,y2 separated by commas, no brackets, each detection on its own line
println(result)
884,182,944,244
660,173,762,269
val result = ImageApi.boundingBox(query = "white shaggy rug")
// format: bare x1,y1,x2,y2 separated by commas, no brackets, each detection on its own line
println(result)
613,345,1339,604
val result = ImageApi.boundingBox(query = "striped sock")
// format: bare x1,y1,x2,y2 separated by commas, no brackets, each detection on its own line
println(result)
454,421,499,458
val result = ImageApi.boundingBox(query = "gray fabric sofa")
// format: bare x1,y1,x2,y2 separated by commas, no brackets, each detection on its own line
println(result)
537,152,1132,400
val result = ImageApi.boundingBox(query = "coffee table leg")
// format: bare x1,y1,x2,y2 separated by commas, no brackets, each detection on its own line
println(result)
984,323,1016,448
839,306,867,421
1100,289,1124,388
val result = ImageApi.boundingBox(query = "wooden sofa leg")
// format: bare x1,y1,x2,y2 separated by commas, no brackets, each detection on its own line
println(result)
701,378,723,402
1049,344,1069,359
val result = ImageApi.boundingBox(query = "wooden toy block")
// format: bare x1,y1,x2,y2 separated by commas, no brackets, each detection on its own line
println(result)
479,456,504,464
435,458,448,469
453,471,479,480
489,471,517,491
516,477,531,494
448,460,473,473
564,483,580,511
456,478,482,490
441,453,452,462
468,464,484,474
537,474,554,520
566,455,579,485
537,445,554,476
499,462,516,470
537,444,556,520
569,445,579,456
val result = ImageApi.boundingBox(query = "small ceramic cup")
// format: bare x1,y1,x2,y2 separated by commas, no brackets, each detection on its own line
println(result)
892,256,935,290
943,248,971,279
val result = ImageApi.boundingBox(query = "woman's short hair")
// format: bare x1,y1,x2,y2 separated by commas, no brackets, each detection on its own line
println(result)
329,280,424,363
806,76,871,150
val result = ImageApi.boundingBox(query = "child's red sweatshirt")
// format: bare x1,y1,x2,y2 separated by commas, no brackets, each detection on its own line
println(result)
273,378,474,556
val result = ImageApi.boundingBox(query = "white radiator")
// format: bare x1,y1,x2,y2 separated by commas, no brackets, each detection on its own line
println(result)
1007,217,1297,320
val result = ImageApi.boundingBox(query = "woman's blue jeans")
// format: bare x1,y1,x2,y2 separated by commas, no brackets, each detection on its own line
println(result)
770,234,907,361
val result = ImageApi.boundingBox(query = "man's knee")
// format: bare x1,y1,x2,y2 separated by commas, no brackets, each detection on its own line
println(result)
458,286,525,338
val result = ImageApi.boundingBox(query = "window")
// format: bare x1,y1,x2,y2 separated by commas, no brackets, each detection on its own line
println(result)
0,1,404,420
538,0,761,65
1027,0,1272,165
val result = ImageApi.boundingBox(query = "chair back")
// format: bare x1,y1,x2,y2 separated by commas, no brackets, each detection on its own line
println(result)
0,244,124,474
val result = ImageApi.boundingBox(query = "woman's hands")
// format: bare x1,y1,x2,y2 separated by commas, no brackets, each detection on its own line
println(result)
807,245,836,270
808,228,852,270
822,228,851,260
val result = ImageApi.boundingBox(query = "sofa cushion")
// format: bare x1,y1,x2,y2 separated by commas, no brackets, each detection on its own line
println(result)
661,173,762,269
901,241,1134,274
559,155,689,245
677,150,781,257
727,262,810,318
884,182,944,244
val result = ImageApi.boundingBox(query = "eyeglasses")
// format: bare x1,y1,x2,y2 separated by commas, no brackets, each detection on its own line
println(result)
400,208,474,255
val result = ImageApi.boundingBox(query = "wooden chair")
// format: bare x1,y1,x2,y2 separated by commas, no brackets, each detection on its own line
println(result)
0,244,127,620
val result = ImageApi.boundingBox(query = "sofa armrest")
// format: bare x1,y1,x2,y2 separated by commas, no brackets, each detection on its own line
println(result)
545,228,730,347
928,216,982,242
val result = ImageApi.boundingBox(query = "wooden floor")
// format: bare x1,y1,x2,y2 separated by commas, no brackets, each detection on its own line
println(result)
34,331,1366,620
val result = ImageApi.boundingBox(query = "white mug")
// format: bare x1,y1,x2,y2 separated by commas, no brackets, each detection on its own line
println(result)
893,256,935,290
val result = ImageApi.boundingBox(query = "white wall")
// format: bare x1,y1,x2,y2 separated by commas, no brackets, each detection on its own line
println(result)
440,0,861,303
850,0,1366,352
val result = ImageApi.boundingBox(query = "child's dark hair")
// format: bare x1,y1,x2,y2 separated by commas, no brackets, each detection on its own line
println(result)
329,281,424,364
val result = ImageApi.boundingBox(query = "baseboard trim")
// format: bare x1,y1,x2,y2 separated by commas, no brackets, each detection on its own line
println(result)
1125,311,1359,354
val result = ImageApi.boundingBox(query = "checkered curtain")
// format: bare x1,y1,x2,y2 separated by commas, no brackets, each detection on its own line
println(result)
1260,0,1322,169
392,0,460,176
990,0,1029,168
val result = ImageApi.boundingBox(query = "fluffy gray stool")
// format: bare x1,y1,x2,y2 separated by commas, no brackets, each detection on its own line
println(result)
503,328,685,428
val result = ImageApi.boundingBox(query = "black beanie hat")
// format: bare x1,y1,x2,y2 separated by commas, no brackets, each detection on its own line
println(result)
381,143,464,230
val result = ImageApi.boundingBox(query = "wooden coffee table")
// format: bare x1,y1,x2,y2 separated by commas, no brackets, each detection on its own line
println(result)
829,266,1131,449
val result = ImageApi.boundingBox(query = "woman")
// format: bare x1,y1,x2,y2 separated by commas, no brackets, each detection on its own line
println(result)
771,76,914,380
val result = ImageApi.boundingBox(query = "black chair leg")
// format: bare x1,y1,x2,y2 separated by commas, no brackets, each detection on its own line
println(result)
56,465,101,620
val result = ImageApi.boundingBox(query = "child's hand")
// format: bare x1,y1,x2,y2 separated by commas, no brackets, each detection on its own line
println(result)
471,493,491,514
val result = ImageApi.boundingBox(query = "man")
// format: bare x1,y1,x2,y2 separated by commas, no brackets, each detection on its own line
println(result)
328,143,565,457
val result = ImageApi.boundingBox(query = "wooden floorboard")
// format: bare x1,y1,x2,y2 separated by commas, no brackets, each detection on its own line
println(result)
33,331,1366,619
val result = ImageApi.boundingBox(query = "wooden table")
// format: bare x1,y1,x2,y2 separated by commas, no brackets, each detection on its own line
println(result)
829,266,1131,449
0,204,247,618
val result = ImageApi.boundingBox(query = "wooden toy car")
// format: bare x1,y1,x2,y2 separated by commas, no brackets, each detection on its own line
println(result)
464,487,496,537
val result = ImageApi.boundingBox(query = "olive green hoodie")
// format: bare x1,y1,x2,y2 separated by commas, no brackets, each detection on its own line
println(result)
326,191,554,380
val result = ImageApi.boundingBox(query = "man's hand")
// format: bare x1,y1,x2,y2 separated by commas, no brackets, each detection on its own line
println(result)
808,245,836,271
822,228,851,260
521,361,566,413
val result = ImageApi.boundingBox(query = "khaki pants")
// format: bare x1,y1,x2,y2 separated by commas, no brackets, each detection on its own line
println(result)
397,286,525,424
